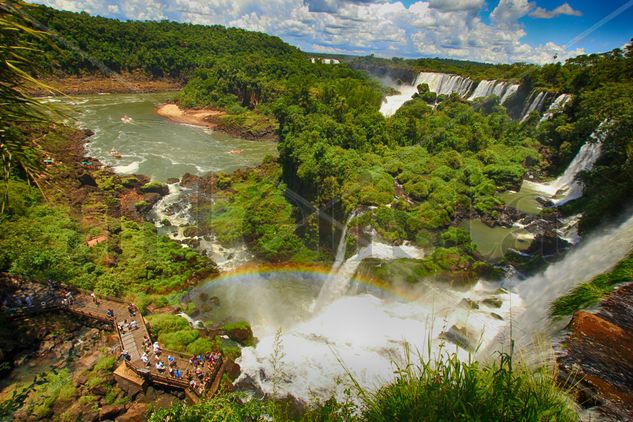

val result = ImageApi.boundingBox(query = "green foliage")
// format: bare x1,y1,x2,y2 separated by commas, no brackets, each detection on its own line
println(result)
0,180,214,299
146,313,190,338
361,349,577,422
24,369,76,420
551,251,633,317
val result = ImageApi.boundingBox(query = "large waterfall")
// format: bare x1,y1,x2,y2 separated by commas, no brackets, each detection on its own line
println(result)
237,207,633,403
523,122,607,206
379,71,530,118
521,91,550,122
468,80,519,104
415,72,475,97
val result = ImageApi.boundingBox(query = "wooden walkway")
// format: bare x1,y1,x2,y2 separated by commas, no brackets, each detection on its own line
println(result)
4,282,225,402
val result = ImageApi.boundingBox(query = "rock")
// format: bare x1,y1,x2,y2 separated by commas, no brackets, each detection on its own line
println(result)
460,298,479,310
140,182,169,196
78,173,98,187
115,403,148,422
142,192,162,206
482,297,502,308
179,173,201,189
99,404,126,420
440,325,476,351
166,178,180,185
223,322,253,343
145,305,178,315
490,312,504,320
225,359,241,380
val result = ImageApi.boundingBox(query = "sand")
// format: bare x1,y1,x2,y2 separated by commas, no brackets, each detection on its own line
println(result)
156,103,224,128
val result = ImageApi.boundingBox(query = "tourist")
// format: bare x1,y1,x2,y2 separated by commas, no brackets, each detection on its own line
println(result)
24,295,33,307
156,360,165,372
123,319,130,331
65,291,73,305
167,355,175,367
141,352,150,366
106,308,114,319
169,367,175,377
175,369,182,379
90,292,98,304
118,321,126,334
153,341,161,355
121,350,131,361
127,303,136,317
143,334,151,346
130,319,138,330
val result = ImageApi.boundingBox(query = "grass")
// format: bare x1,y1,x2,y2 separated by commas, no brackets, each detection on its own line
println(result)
550,251,633,317
360,350,576,422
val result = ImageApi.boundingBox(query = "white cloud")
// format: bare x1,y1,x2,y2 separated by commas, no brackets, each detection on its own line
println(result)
32,0,587,64
529,3,582,19
490,0,531,28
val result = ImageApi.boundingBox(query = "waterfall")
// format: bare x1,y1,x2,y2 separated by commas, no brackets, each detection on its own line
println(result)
539,93,572,123
523,122,607,206
379,83,422,117
500,84,519,104
315,240,425,308
468,80,518,105
415,72,475,97
152,183,193,229
237,206,633,403
520,91,550,122
499,211,633,351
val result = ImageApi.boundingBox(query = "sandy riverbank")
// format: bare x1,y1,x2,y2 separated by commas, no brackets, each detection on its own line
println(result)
156,103,225,128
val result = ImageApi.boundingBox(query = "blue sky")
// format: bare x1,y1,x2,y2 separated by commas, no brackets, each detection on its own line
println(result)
32,0,633,64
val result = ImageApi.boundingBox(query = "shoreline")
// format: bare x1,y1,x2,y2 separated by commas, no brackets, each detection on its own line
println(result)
155,103,225,129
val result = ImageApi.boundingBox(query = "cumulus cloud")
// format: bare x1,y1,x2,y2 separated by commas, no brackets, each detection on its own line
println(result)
32,0,587,64
529,3,582,19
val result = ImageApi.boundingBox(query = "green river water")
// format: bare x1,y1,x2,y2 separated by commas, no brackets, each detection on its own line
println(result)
50,92,277,181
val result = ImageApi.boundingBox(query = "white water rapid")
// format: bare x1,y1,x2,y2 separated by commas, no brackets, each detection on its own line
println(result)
523,122,608,206
152,183,254,271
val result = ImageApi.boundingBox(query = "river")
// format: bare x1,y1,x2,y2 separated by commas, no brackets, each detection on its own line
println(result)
51,92,277,181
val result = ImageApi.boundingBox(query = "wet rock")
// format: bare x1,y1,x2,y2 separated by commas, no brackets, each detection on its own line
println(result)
440,325,476,351
490,312,504,320
558,284,633,420
222,322,253,344
166,178,180,185
482,297,502,308
460,298,479,310
225,359,241,380
99,404,126,420
524,230,571,257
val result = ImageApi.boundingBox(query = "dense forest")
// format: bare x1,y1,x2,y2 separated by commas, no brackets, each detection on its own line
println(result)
1,1,633,420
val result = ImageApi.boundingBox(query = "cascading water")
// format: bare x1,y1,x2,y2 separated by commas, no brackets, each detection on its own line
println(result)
521,91,550,122
494,211,633,354
539,93,572,123
236,209,633,403
523,121,608,206
151,182,253,271
415,72,475,97
468,80,519,105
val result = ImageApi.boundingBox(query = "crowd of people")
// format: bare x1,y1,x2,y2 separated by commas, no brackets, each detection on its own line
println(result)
139,334,222,396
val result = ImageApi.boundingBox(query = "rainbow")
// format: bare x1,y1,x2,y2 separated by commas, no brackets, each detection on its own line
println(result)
195,262,420,302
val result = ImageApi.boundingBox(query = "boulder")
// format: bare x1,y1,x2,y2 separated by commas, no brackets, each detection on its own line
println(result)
99,404,126,421
440,325,476,351
115,403,148,422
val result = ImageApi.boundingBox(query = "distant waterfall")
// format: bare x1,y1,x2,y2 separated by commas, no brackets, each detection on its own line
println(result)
539,93,572,123
523,121,608,206
521,91,550,122
415,72,475,97
468,80,519,104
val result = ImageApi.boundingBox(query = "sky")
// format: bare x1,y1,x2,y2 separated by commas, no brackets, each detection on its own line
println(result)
31,0,633,64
